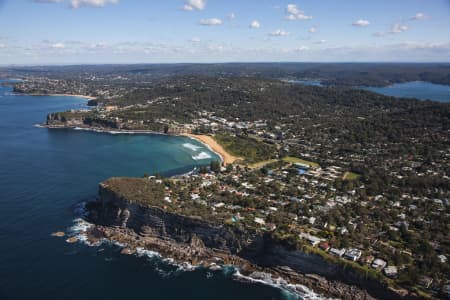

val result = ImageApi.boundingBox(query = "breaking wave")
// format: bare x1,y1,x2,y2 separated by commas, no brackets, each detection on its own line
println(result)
192,151,212,160
66,201,328,300
234,270,331,300
182,143,202,151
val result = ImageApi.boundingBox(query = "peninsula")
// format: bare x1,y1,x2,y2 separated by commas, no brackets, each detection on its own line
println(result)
8,69,450,299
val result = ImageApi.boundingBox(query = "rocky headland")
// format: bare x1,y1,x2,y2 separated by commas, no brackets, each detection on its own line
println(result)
82,178,420,300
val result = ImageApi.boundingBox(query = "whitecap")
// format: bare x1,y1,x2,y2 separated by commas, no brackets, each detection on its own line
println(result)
192,151,212,160
183,143,202,151
233,270,330,300
69,218,93,233
136,247,161,258
176,261,197,272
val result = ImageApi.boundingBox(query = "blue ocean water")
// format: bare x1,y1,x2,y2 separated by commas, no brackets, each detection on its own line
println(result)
0,82,300,300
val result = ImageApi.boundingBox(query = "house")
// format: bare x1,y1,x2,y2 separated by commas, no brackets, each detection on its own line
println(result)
287,213,298,221
329,248,346,257
371,258,387,269
266,223,277,231
362,255,375,265
299,232,323,246
254,217,265,225
438,254,447,263
419,276,433,289
319,242,330,251
383,266,398,278
344,248,362,261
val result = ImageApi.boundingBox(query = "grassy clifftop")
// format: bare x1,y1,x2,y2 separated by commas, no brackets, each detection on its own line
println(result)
101,177,166,207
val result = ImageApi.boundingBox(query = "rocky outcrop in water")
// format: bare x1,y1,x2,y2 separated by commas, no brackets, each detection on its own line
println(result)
84,181,420,300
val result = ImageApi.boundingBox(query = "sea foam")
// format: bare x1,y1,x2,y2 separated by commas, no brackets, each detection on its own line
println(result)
182,143,202,151
233,270,330,300
66,202,328,299
192,151,212,160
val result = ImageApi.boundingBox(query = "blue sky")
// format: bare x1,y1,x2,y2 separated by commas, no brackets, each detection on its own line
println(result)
0,0,449,64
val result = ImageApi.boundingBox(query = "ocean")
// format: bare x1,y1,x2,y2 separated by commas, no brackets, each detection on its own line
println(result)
0,81,309,300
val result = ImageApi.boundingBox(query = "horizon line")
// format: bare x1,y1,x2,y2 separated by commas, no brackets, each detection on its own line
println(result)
1,61,450,67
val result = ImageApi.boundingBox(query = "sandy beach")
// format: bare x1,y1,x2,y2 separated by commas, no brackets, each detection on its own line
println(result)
24,93,96,100
182,134,240,165
47,94,97,100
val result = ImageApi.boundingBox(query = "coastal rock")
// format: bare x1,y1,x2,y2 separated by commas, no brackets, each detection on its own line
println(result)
51,231,65,237
66,236,78,243
83,181,420,300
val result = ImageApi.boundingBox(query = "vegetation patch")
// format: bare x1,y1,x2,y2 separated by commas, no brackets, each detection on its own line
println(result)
214,133,275,164
343,171,361,181
102,177,166,208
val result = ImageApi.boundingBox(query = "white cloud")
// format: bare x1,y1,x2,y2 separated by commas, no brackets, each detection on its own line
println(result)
183,0,206,11
199,18,222,26
390,23,409,33
207,45,224,52
314,39,326,44
70,0,119,9
295,46,309,51
285,4,312,21
352,19,370,27
308,26,317,33
286,4,300,15
250,20,260,29
270,29,289,36
190,37,201,43
410,12,427,21
0,43,5,49
51,43,65,49
89,42,107,49
228,12,236,20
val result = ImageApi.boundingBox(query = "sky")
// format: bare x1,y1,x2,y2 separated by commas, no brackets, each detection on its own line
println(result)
0,0,449,64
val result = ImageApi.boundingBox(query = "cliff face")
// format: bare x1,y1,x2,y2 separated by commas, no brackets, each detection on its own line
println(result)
92,183,259,254
46,112,85,127
85,182,415,300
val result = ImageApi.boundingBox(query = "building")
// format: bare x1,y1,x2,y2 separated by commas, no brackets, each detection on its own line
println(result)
319,242,330,251
299,232,323,246
329,248,346,257
344,248,362,261
419,276,433,289
438,254,447,264
371,258,387,270
254,217,265,225
383,266,398,278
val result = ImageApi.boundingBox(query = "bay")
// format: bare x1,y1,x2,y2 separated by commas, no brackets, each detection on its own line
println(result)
0,81,298,300
363,81,450,102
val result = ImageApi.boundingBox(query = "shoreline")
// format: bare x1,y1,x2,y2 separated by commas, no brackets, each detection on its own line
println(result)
37,124,237,166
181,133,240,166
13,91,97,100
34,93,97,100
81,224,338,300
